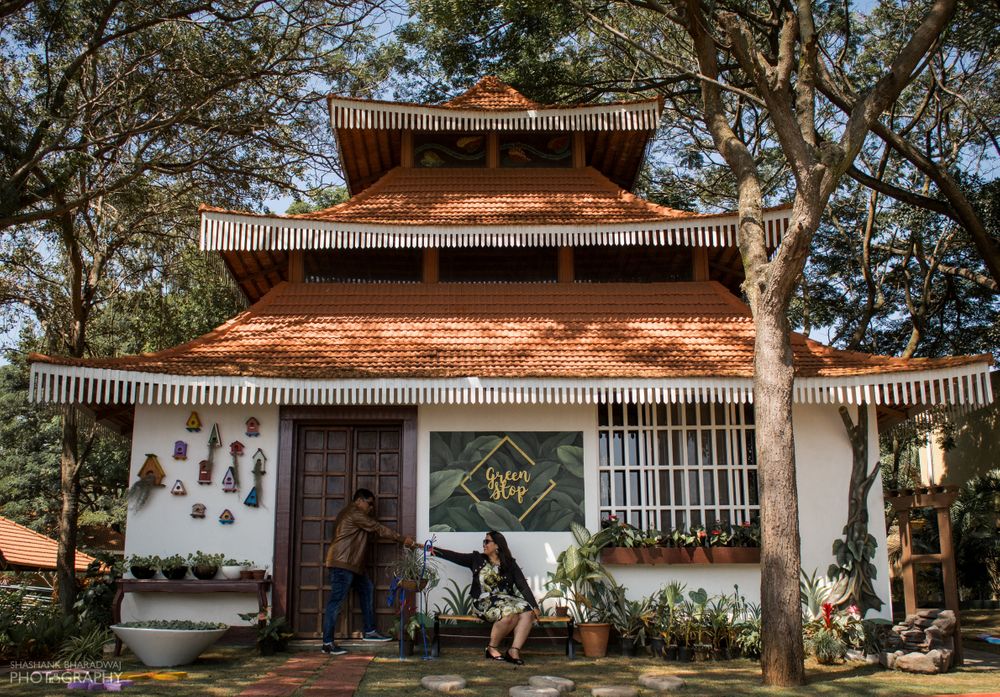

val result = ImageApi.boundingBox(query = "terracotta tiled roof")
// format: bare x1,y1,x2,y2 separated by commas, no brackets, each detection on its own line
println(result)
279,167,692,226
0,516,96,572
30,282,987,380
443,76,542,109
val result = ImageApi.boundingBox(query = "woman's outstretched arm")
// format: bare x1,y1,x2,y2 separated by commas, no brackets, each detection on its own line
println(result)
430,547,480,569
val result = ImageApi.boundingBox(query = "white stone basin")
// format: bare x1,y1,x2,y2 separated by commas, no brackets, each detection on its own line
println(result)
111,625,228,667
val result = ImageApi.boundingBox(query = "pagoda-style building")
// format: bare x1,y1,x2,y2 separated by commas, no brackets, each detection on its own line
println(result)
30,77,992,640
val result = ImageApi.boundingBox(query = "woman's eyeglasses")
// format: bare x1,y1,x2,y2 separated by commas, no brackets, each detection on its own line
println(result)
482,539,493,546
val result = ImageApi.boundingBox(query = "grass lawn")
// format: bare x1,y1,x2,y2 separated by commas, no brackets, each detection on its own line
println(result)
357,650,999,697
960,609,1000,657
1,645,287,696
4,636,997,696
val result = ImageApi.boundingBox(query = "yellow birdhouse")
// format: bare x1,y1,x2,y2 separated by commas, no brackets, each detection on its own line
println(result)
138,454,166,486
186,411,202,432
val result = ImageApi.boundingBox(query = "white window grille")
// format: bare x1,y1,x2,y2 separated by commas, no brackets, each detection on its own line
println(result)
597,402,759,530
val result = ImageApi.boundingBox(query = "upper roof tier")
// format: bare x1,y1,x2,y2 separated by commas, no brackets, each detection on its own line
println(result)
329,76,663,193
200,167,790,252
30,281,992,412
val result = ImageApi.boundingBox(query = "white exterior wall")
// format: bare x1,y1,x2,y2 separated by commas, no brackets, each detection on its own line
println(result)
417,402,893,620
120,399,892,624
121,403,280,625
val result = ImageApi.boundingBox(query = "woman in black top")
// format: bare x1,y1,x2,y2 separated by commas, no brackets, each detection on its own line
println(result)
431,530,539,665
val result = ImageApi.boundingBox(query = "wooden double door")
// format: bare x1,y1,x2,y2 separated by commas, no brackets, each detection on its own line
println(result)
290,423,405,639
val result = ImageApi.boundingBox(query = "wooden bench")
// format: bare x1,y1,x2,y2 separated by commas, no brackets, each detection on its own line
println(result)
432,614,575,658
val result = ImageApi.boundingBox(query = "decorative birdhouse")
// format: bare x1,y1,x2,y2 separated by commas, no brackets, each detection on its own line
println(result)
221,467,237,492
245,417,260,437
191,503,206,519
170,480,187,496
243,487,259,508
198,460,212,485
251,448,267,474
186,411,202,432
229,441,244,457
173,441,188,460
137,454,166,486
208,424,222,448
218,509,235,525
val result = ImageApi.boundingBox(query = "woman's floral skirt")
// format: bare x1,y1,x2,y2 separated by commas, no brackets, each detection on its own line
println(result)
473,592,530,622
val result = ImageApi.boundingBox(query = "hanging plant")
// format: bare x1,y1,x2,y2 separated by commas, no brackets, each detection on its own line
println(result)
127,476,156,511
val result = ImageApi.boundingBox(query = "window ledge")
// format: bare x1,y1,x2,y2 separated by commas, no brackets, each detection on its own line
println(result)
599,547,760,565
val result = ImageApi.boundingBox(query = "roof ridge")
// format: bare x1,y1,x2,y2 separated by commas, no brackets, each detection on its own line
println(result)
443,76,541,110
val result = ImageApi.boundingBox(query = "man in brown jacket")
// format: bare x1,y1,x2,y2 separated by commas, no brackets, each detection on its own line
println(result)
321,488,414,655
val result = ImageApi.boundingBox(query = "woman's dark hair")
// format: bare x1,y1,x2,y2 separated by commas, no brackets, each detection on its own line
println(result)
486,530,517,576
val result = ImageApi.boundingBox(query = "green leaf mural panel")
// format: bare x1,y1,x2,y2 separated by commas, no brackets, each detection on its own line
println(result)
429,431,585,531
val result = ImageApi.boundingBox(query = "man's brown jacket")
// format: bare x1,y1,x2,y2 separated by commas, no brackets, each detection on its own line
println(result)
324,502,405,573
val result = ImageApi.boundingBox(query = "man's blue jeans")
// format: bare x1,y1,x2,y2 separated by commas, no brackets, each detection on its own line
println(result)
322,567,376,644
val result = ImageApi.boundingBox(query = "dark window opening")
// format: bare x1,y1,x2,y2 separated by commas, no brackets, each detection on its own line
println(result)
574,245,693,282
439,247,558,282
304,248,423,283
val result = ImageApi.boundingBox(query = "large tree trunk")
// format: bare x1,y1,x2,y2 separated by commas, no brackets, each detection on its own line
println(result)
57,407,82,616
753,301,805,685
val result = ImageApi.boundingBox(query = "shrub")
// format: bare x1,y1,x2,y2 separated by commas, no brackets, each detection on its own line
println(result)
74,554,123,628
57,625,112,664
115,620,227,630
0,587,70,660
810,627,847,664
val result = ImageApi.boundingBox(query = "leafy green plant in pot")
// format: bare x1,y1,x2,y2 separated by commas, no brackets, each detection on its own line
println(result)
189,551,224,580
542,523,617,657
158,555,188,580
687,587,711,661
239,611,292,656
602,585,654,656
127,554,160,580
391,547,439,593
654,580,686,660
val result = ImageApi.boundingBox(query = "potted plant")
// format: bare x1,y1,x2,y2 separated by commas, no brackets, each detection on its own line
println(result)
654,580,685,661
110,619,228,666
158,554,188,580
602,585,654,656
239,611,293,655
543,522,617,657
189,551,224,580
390,547,439,592
127,554,160,580
238,560,259,580
220,559,244,580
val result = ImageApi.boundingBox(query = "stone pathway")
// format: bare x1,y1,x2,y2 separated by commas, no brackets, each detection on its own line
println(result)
238,653,373,697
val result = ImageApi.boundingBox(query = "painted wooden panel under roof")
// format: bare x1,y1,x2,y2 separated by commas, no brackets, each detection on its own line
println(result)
329,77,662,194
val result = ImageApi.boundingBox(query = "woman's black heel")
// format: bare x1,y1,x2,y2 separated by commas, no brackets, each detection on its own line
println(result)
503,648,525,665
484,645,505,661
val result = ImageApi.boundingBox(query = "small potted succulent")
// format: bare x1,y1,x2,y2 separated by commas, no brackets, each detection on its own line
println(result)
239,611,293,656
159,554,189,580
189,551,225,580
127,554,160,579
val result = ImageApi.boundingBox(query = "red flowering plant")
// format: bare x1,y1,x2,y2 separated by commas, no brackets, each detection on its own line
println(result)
730,516,761,547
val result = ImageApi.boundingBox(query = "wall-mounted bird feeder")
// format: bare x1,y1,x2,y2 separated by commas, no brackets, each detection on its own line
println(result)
186,412,202,432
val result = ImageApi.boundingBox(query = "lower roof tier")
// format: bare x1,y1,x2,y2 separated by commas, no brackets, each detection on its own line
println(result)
30,282,991,410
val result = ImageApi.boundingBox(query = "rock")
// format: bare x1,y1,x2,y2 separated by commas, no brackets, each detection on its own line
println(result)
528,676,575,693
510,687,560,697
902,615,920,625
845,649,865,662
421,675,467,693
924,626,943,647
931,613,956,635
591,688,638,697
901,630,925,642
638,674,686,691
894,649,952,674
914,618,935,628
917,609,939,619
881,650,904,670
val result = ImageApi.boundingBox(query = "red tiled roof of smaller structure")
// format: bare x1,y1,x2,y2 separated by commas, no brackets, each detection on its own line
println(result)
29,282,988,381
207,167,695,227
443,76,542,109
0,516,96,572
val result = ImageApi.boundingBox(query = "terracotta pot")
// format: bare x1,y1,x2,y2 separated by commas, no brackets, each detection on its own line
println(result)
554,606,570,618
239,569,254,580
250,569,266,581
600,547,761,565
399,578,428,592
577,622,610,658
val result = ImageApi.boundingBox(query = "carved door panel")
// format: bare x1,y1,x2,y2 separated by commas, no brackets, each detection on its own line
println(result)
291,424,402,638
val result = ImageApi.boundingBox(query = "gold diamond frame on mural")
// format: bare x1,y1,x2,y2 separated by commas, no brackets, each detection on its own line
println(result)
458,435,558,522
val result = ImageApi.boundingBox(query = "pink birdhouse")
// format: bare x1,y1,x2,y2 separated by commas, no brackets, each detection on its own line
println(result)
229,441,244,457
245,417,260,437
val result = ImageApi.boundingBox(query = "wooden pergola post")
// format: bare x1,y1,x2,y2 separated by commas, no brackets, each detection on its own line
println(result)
887,485,962,665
